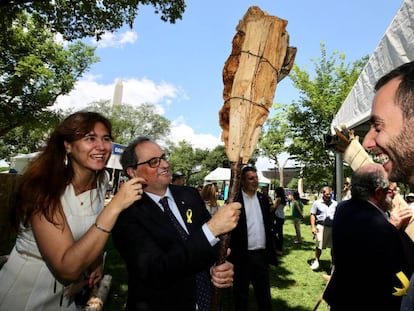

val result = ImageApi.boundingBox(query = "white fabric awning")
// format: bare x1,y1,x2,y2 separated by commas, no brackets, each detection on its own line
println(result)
10,152,40,173
331,0,414,133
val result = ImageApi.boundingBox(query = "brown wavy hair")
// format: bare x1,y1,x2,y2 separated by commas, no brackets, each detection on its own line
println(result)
11,111,113,230
200,183,219,207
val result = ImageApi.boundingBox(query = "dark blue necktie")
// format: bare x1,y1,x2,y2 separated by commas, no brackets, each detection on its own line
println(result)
159,197,212,311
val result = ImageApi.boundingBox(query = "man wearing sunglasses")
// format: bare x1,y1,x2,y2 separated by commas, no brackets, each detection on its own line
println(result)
112,136,241,311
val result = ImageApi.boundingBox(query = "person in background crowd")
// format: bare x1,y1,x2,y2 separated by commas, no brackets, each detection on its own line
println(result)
229,166,277,311
286,191,292,208
323,163,410,311
291,191,304,244
384,182,414,277
200,183,221,215
361,61,414,310
261,186,278,254
405,192,414,210
388,182,403,211
342,177,352,200
0,111,145,310
273,186,286,255
385,182,412,229
309,186,337,271
171,171,186,186
112,136,241,311
261,186,273,206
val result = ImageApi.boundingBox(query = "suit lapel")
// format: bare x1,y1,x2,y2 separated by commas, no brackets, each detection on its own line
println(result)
257,192,268,217
139,193,182,238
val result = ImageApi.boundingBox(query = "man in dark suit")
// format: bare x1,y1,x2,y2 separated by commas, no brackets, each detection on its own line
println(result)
323,163,410,311
112,136,241,311
228,166,277,311
361,61,414,310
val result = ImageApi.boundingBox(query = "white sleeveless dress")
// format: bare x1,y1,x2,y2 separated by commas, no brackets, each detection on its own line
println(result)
0,183,106,310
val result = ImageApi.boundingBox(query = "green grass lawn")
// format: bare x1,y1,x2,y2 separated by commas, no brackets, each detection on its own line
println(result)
103,203,332,310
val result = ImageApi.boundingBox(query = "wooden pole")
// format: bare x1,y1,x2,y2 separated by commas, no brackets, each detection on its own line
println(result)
214,5,296,311
84,274,112,311
211,160,242,311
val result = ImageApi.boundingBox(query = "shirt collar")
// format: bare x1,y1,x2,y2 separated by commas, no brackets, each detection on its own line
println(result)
147,187,173,205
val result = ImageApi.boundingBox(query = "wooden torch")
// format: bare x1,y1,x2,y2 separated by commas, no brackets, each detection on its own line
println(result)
213,6,296,310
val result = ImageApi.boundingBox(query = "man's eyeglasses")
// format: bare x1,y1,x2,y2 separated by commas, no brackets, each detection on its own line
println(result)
135,154,168,168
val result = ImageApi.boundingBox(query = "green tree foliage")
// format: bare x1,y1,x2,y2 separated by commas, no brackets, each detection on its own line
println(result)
0,112,63,161
167,141,207,185
287,177,298,191
285,44,367,190
0,0,186,41
86,100,171,144
0,12,98,137
166,142,231,187
259,103,290,186
260,103,288,166
0,100,170,161
201,145,230,171
1,1,186,138
197,145,230,186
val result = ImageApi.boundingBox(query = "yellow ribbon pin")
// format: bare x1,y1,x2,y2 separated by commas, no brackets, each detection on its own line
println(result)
186,209,193,223
393,271,410,296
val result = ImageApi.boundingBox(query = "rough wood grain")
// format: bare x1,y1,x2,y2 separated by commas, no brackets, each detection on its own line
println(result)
213,6,296,311
219,6,296,163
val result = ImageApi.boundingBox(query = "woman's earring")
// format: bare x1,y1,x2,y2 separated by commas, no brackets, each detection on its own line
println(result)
64,153,69,167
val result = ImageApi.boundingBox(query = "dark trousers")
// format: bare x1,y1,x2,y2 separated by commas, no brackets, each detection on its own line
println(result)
233,250,272,311
274,216,285,251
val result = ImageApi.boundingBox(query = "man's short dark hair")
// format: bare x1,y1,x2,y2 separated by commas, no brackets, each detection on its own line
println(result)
120,136,151,176
172,171,185,182
241,166,257,179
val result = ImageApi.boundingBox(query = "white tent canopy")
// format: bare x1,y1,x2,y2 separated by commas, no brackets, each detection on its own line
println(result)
204,167,270,185
10,152,40,173
331,0,414,133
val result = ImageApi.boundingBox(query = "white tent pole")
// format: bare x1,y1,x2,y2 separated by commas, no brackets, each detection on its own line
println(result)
335,152,344,202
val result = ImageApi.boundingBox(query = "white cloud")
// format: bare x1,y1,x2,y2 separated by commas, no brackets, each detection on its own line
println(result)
168,118,278,171
91,30,138,48
169,120,222,150
54,75,110,111
53,76,277,172
122,78,179,108
54,75,221,147
256,157,276,171
53,76,180,112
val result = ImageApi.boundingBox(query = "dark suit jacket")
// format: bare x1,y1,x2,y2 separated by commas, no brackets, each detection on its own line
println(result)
323,198,410,311
112,185,218,311
228,190,277,266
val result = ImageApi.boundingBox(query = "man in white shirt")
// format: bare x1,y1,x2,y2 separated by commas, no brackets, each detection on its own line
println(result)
309,186,337,271
228,166,277,311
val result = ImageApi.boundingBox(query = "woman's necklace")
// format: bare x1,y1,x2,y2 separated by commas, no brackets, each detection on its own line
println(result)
76,191,86,206
72,181,94,206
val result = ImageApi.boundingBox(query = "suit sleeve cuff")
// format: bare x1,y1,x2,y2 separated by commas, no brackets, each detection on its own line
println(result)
202,223,220,246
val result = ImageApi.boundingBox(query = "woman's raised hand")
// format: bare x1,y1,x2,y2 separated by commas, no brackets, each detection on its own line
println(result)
109,177,146,211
